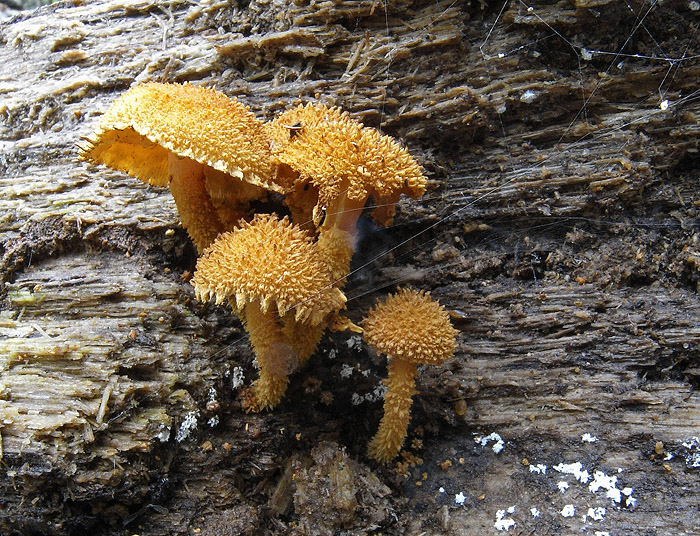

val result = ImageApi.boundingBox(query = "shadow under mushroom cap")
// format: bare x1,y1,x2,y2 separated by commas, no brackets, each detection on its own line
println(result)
81,82,281,194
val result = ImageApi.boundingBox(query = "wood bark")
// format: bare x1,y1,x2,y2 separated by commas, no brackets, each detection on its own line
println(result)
1,0,699,534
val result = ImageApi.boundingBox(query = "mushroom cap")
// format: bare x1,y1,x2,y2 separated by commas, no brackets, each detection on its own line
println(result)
267,103,426,225
362,289,457,364
192,213,346,324
81,82,283,193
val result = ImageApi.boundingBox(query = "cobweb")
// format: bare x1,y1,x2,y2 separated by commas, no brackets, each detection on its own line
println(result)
192,0,700,415
205,0,700,356
336,0,700,308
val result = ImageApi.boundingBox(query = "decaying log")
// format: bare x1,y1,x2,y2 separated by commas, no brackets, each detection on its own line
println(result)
1,0,700,534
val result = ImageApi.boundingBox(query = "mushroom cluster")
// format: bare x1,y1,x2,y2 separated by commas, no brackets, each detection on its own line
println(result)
81,82,458,461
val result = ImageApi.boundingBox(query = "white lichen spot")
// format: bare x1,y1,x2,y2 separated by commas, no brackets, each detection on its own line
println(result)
660,99,669,111
157,425,171,443
520,90,537,103
455,492,466,505
589,470,627,504
682,437,700,467
346,335,362,351
529,463,547,474
351,384,385,405
583,506,606,522
475,432,505,453
553,461,590,483
231,366,245,390
589,471,616,496
369,383,387,402
530,507,540,518
560,504,575,518
557,481,569,493
208,415,219,427
581,433,598,443
439,487,446,493
340,363,354,379
326,348,337,360
175,411,198,442
494,508,516,531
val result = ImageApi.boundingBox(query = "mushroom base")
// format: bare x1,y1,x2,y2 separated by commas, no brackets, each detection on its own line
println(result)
244,303,326,411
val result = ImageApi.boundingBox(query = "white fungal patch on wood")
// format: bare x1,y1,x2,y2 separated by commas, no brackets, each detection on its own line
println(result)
529,463,547,474
175,411,198,442
560,504,575,517
475,432,505,453
583,506,606,522
230,366,245,390
494,506,516,531
553,461,590,484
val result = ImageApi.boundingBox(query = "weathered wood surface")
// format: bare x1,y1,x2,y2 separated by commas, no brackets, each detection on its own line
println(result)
1,0,700,534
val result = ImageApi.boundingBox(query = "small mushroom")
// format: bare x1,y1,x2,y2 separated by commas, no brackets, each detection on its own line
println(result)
80,82,284,251
192,213,347,410
362,289,458,463
267,103,426,279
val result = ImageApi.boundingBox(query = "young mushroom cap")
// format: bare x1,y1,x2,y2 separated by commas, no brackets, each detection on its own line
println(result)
362,288,457,365
192,213,346,325
192,213,348,410
80,82,279,192
363,288,458,463
267,102,426,228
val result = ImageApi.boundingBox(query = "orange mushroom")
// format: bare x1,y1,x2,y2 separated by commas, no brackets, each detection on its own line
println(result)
266,103,427,279
362,289,458,463
80,82,284,251
192,213,347,410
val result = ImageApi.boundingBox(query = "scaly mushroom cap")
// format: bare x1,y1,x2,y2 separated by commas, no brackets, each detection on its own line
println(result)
362,289,457,364
80,82,282,194
192,213,347,324
267,103,427,226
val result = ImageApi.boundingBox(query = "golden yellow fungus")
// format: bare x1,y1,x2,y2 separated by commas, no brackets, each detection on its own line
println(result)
192,214,347,410
81,82,281,250
362,289,458,463
267,102,426,233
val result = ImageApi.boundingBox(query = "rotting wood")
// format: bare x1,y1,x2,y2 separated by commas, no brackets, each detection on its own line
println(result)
1,0,700,534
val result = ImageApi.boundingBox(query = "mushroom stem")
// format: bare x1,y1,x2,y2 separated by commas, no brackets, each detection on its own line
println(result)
316,226,355,287
168,153,225,252
367,358,418,463
282,315,325,369
243,301,293,411
315,194,366,287
320,194,366,239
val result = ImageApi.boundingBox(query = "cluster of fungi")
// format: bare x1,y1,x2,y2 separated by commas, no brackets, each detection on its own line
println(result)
81,82,458,463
